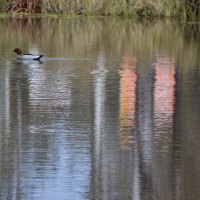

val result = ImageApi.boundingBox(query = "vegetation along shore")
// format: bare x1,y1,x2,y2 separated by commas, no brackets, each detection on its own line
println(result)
0,0,200,20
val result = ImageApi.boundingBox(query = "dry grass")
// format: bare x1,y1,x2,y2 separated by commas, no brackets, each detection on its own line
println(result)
1,0,200,20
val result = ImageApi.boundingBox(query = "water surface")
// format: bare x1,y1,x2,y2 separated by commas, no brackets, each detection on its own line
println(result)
0,17,200,200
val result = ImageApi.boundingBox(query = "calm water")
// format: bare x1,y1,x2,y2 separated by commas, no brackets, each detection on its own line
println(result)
0,17,200,200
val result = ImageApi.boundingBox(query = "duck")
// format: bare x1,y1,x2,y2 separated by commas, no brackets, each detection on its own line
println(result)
13,48,44,61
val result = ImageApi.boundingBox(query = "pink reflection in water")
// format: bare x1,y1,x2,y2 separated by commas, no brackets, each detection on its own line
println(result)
119,56,137,149
154,57,175,131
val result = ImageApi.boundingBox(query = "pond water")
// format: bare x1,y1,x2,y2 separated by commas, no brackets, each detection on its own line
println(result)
0,17,200,200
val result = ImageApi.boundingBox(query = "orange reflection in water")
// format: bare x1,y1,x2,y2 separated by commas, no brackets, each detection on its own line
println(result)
119,56,137,150
154,56,175,146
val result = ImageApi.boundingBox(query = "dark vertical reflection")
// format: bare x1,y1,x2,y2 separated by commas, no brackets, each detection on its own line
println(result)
136,60,154,200
172,69,182,200
172,60,200,200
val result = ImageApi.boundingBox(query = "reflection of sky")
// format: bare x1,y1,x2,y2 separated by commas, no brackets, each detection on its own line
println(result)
28,65,71,109
18,129,91,200
91,53,108,152
91,52,108,200
0,61,91,200
0,54,177,200
2,66,11,135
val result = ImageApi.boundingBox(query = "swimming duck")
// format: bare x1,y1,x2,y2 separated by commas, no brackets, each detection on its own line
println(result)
13,48,44,60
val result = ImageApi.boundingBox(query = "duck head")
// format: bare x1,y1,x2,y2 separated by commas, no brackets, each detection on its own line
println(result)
13,48,22,55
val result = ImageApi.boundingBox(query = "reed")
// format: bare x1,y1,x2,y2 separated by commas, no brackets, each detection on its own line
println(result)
1,0,200,20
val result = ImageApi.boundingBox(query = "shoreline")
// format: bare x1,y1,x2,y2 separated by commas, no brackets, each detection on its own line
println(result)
0,0,200,21
0,13,199,24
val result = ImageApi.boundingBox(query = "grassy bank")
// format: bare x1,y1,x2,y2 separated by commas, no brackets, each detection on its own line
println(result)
1,0,200,20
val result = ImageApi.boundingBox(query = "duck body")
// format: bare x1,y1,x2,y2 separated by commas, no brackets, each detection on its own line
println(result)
17,54,43,60
13,48,44,61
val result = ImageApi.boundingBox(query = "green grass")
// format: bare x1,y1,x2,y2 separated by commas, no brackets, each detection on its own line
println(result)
1,0,200,21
